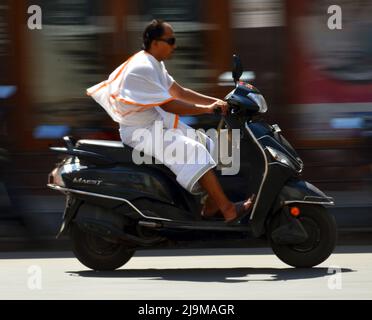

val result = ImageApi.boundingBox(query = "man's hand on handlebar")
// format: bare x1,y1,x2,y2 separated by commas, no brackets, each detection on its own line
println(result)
208,100,229,116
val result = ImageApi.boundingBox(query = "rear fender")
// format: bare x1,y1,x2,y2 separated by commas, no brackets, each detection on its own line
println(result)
73,203,130,231
57,197,134,239
56,195,83,238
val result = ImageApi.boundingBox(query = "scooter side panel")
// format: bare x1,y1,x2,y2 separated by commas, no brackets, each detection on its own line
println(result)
61,163,177,204
247,162,293,236
53,157,202,221
246,122,295,236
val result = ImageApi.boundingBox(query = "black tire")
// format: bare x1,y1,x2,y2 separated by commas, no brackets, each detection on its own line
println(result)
269,204,337,268
70,223,135,271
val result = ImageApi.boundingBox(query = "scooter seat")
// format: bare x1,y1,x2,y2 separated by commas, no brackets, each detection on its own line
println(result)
75,139,173,174
76,139,134,163
75,139,182,191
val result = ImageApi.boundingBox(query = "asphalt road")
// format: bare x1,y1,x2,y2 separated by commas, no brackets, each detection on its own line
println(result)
0,246,371,300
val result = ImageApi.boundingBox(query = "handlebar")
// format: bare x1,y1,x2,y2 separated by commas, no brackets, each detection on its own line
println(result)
213,102,238,116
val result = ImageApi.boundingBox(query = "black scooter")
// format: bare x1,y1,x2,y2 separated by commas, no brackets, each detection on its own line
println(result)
48,55,337,270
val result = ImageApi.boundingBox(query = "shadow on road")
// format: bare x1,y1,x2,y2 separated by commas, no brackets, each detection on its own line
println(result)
67,267,354,283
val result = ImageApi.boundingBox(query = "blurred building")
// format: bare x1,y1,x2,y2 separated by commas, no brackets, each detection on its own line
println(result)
286,0,372,196
1,0,288,150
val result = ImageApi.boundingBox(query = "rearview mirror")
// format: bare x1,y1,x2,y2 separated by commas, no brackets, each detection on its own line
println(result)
232,54,243,84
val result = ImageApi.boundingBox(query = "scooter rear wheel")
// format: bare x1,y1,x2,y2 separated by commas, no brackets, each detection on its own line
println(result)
269,204,337,268
70,223,135,271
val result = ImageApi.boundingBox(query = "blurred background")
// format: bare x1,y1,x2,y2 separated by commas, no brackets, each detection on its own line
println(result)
0,0,371,248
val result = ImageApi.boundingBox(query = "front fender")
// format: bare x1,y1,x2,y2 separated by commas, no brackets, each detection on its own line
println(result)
259,178,334,238
277,178,334,208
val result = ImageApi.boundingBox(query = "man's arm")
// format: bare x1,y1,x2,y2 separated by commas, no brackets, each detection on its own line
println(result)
169,81,220,105
160,99,215,115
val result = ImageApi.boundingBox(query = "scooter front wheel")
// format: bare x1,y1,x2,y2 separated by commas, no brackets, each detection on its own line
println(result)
70,223,135,271
269,204,337,268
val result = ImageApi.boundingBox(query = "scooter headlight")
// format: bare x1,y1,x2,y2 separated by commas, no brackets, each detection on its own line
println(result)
247,93,268,113
266,146,300,172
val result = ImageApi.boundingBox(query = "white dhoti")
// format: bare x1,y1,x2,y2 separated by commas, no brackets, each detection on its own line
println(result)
119,116,217,195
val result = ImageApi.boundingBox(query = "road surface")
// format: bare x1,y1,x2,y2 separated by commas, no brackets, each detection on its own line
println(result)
0,246,371,300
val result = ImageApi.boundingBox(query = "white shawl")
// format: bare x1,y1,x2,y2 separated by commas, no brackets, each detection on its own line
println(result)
87,50,178,128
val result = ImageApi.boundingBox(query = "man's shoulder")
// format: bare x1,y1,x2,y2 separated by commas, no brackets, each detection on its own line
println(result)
126,52,155,75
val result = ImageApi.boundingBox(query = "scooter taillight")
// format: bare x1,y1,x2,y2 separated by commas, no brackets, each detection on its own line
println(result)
48,167,65,187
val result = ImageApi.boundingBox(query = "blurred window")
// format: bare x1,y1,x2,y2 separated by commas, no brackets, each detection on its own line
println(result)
131,0,214,92
0,1,13,84
0,1,15,141
231,0,284,29
299,0,372,83
27,0,110,134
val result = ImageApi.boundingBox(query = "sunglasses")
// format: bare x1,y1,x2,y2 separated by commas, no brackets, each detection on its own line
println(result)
157,37,176,46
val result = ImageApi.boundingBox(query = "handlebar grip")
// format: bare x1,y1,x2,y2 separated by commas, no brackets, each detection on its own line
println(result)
213,107,222,115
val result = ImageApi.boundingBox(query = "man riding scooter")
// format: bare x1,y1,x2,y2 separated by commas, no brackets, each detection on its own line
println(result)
48,20,337,270
87,19,255,223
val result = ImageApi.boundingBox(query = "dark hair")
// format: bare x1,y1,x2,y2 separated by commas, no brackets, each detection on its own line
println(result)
142,19,165,51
